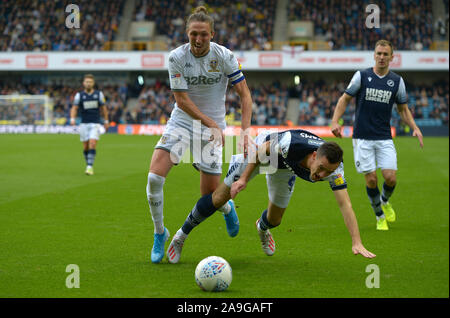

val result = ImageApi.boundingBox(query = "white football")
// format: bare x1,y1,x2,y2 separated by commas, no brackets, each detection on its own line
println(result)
195,256,232,292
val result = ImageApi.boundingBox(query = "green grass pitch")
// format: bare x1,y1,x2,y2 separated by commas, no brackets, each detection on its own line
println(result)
0,133,448,298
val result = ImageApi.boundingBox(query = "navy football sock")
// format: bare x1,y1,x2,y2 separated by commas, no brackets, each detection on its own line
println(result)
381,182,395,203
83,150,89,164
366,186,383,217
258,210,276,231
181,194,217,235
87,149,96,166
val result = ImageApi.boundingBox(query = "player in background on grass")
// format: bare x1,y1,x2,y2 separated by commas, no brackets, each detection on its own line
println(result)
146,6,253,263
330,39,423,231
70,74,109,176
166,129,376,263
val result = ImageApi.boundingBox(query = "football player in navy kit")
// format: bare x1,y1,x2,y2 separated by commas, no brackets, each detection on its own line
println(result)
70,74,109,176
165,129,376,263
331,40,423,230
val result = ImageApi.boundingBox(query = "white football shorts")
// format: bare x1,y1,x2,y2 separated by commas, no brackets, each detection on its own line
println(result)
224,126,297,211
79,123,101,142
155,111,223,175
352,139,397,174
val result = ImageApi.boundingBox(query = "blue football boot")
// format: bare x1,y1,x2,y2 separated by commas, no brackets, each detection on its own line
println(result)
151,227,170,263
223,200,239,237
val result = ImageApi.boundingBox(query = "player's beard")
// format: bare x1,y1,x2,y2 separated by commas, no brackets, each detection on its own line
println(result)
191,42,209,57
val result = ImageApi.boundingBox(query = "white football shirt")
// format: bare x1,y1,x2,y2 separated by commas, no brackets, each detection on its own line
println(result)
168,42,244,129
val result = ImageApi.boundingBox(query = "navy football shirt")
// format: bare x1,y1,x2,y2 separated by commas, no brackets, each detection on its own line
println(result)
345,68,407,140
265,129,347,191
73,90,106,124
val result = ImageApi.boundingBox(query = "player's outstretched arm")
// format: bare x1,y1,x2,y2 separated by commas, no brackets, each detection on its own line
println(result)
230,141,270,199
333,188,376,258
230,160,260,199
330,93,352,138
397,103,424,148
233,79,254,157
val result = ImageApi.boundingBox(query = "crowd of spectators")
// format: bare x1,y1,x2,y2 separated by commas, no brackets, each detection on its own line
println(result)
134,0,277,51
288,0,438,50
404,80,449,125
293,78,449,127
1,0,446,52
126,80,173,124
0,77,448,127
0,81,127,125
129,80,289,126
0,0,125,51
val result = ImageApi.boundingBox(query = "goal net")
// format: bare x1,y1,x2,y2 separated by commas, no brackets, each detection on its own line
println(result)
0,94,54,126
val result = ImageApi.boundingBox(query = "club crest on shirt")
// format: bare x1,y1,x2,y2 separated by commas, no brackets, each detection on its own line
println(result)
208,59,220,72
159,135,169,144
332,174,344,186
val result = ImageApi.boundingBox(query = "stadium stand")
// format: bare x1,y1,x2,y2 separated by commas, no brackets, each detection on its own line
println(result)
0,1,447,132
1,78,447,127
0,81,127,125
0,0,126,51
288,0,437,50
1,0,447,51
133,0,276,51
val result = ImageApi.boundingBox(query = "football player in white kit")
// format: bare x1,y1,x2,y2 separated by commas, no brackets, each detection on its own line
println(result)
146,6,253,263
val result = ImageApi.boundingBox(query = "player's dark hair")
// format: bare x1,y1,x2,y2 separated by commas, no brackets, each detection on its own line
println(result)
375,39,394,55
317,142,343,164
186,6,214,33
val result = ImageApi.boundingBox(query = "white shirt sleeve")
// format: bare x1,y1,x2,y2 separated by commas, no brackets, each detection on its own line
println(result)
99,91,106,105
168,53,188,91
395,77,408,104
344,71,361,96
73,92,80,106
324,162,348,191
223,48,244,85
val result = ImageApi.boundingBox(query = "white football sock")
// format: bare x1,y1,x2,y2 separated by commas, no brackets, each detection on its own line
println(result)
146,172,165,234
176,229,188,240
218,201,231,215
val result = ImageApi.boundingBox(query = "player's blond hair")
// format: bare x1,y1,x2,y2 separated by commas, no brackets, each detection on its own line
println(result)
83,74,95,81
375,39,394,55
186,6,214,33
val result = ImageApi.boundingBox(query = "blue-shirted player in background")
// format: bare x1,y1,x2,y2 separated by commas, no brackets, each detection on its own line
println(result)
165,129,376,263
331,40,424,231
70,74,109,176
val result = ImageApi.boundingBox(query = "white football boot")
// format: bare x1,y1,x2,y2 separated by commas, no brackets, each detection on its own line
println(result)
167,230,186,264
256,219,275,256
